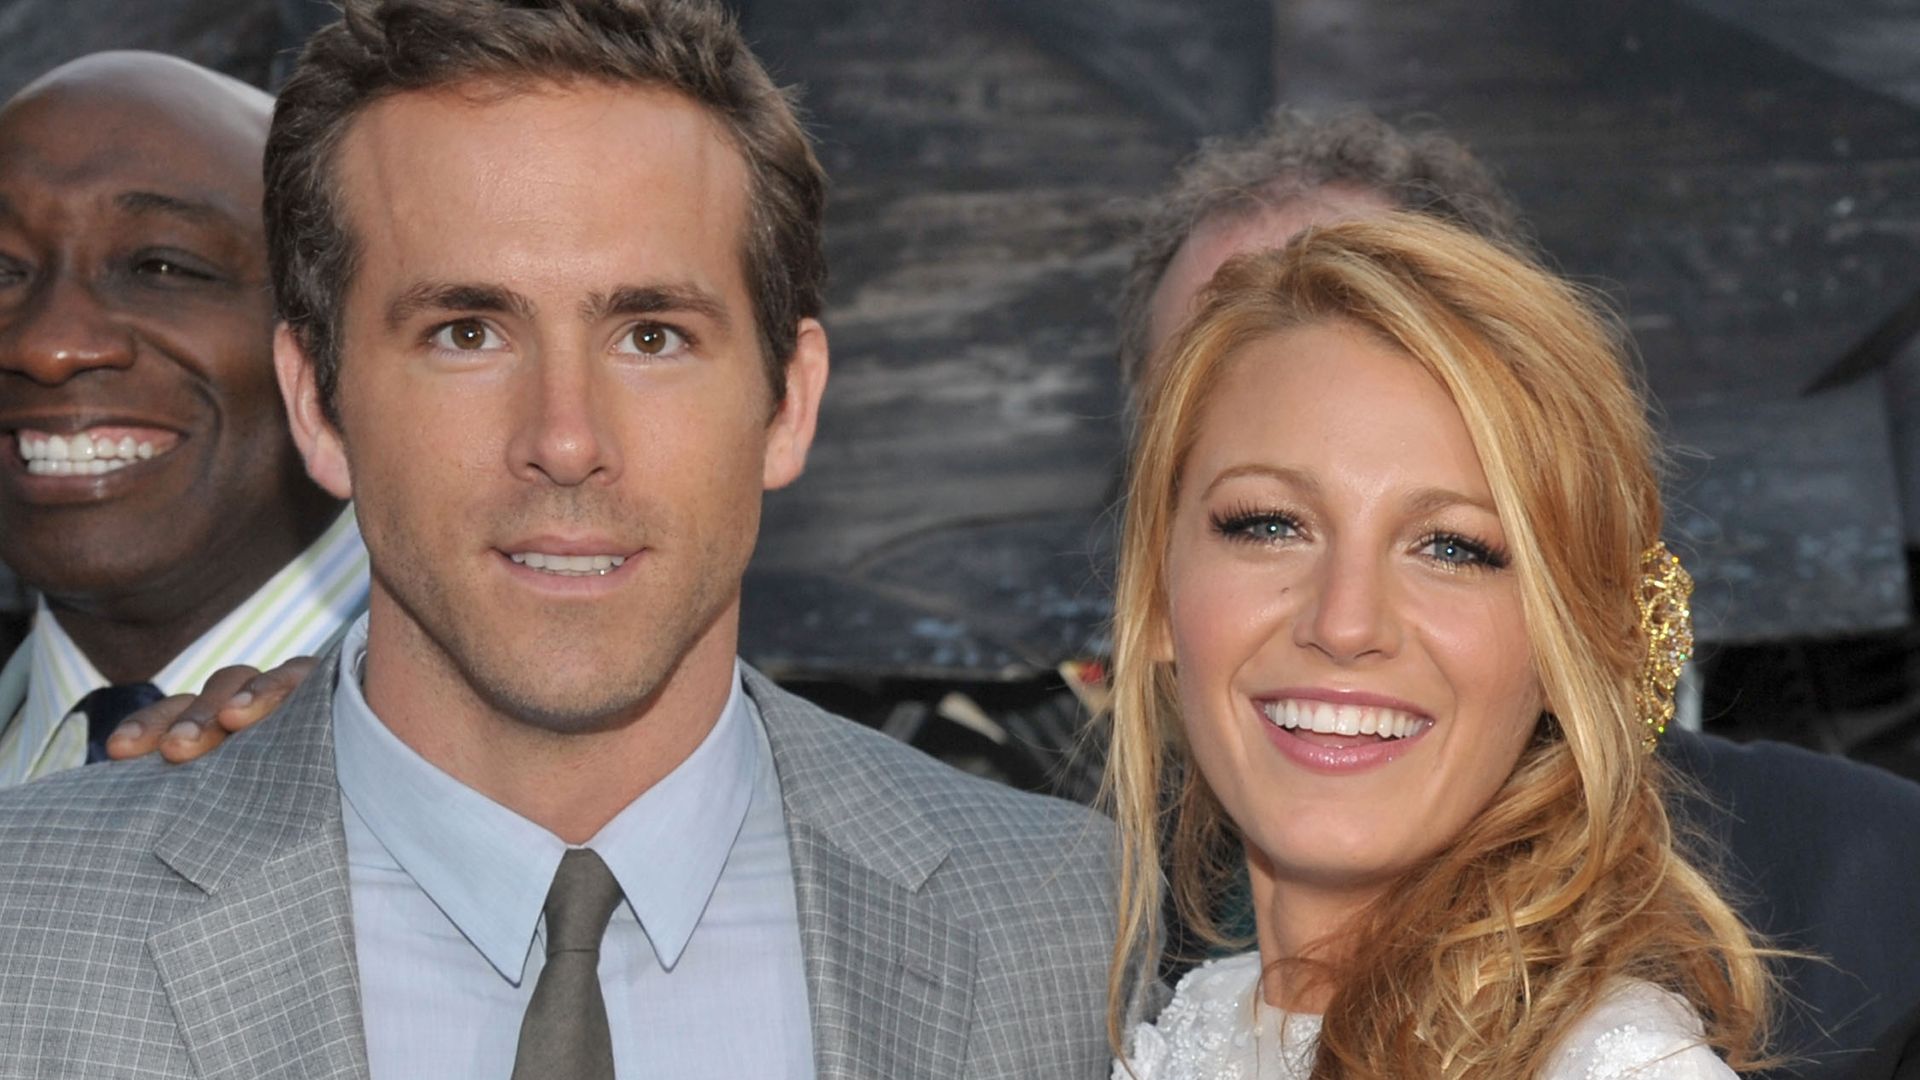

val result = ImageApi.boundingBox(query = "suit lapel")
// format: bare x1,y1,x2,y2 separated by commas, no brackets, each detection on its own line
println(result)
149,833,367,1080
788,819,976,1080
147,645,370,1080
748,669,977,1080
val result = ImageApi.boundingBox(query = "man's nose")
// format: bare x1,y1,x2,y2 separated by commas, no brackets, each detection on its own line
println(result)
508,353,622,487
0,272,136,385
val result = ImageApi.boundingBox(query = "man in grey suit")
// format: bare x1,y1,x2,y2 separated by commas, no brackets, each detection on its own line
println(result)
0,1,1116,1077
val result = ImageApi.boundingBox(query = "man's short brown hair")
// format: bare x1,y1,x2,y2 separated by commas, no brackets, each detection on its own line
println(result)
1116,107,1525,393
265,0,826,421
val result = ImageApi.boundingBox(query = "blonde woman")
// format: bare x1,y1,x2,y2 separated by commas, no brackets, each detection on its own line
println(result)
1107,213,1774,1078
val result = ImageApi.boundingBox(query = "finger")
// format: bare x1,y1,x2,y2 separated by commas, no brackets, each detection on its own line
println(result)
158,715,232,764
163,657,320,762
211,656,318,735
103,693,196,760
144,664,262,757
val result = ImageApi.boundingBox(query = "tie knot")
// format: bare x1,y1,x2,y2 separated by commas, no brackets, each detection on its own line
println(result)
542,848,624,956
75,681,165,762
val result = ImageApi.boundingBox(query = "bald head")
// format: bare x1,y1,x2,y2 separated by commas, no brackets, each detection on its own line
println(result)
9,49,270,133
3,52,271,192
0,52,272,262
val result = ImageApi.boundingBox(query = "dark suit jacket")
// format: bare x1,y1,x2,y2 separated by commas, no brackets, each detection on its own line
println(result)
1662,729,1920,1080
1846,992,1920,1079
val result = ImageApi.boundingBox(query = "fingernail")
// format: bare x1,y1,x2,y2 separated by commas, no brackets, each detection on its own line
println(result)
166,721,201,742
229,691,254,708
111,721,140,741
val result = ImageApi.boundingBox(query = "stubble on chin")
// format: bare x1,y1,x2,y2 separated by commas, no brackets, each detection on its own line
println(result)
366,536,740,738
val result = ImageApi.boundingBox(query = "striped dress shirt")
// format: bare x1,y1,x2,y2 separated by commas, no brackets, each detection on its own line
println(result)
0,508,369,786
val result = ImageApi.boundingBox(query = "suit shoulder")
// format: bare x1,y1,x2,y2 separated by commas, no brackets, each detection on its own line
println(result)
864,716,1109,843
753,675,1114,888
1668,730,1920,818
0,759,206,943
0,755,190,855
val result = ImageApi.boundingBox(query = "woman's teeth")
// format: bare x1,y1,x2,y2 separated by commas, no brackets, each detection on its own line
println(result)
1260,699,1425,739
18,431,166,476
508,552,626,576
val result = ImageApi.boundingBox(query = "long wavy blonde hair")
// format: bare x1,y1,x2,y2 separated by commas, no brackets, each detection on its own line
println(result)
1105,213,1775,1076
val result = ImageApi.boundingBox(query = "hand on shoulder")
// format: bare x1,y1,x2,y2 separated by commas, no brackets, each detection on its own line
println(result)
104,656,317,763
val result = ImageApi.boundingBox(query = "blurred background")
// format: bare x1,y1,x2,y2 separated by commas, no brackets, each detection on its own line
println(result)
7,0,1917,791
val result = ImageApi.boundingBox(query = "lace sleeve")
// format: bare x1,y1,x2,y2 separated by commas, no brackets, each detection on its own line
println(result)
1113,1023,1170,1080
1545,980,1738,1080
1111,952,1282,1080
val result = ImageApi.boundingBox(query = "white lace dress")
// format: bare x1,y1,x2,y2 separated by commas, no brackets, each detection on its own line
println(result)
1115,952,1738,1080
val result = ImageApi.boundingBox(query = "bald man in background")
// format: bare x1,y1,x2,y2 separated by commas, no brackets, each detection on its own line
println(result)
0,51,366,784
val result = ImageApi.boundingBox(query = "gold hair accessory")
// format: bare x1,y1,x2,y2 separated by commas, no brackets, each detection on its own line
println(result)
1635,542,1693,751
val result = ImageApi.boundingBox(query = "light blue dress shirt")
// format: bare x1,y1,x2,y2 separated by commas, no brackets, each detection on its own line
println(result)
331,616,815,1078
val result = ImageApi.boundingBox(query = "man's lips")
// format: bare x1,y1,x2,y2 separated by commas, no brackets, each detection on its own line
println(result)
507,551,627,576
500,538,641,579
15,426,183,477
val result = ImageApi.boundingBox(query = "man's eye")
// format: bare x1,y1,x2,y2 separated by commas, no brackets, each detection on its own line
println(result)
620,323,688,358
430,320,504,352
133,254,215,281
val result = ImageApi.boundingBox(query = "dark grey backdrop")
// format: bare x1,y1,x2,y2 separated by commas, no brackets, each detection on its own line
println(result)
7,0,1918,686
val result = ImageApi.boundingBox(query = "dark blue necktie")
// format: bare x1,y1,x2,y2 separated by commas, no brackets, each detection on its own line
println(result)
75,682,164,763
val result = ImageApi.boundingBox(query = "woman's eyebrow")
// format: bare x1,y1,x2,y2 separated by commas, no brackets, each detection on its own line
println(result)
1403,485,1497,517
1201,463,1320,500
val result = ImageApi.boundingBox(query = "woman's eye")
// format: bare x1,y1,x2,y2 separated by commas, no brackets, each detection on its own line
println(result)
619,323,689,358
1211,511,1301,544
430,320,504,352
1418,533,1506,569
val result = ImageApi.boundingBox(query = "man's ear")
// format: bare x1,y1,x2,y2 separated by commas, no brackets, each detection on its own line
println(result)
763,317,829,491
274,323,353,500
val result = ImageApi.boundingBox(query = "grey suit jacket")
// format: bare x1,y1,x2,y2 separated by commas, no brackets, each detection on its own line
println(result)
0,654,1117,1079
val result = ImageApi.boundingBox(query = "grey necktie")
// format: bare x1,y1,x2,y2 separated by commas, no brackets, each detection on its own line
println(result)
512,848,625,1080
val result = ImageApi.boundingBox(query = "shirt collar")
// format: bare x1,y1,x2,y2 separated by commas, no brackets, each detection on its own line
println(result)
14,507,368,764
331,613,762,982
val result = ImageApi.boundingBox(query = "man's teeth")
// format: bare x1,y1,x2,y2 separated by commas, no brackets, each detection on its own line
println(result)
1260,699,1424,739
508,552,626,576
18,432,164,476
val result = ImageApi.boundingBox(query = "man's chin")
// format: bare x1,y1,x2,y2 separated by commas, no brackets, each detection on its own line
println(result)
466,665,671,737
3,545,191,611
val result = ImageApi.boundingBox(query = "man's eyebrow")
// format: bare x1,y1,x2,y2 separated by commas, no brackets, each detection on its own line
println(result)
115,190,239,229
583,284,731,329
385,282,536,330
